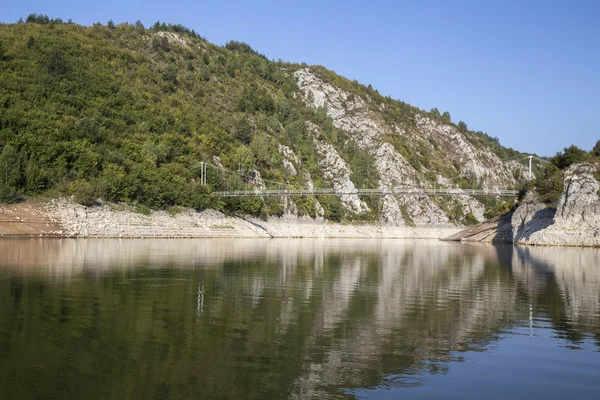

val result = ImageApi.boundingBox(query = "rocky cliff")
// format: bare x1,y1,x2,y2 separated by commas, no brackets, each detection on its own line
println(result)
448,163,600,246
293,68,527,225
512,163,600,246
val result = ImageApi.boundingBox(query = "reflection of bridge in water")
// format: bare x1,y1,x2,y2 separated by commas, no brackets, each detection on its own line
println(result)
191,161,520,197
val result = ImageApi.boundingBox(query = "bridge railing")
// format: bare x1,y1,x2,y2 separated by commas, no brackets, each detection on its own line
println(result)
211,187,520,197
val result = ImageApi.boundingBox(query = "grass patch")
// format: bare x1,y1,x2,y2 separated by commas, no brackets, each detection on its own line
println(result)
210,224,234,229
134,204,151,216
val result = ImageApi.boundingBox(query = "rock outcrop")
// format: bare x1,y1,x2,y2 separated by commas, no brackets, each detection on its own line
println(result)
306,122,370,215
511,192,555,243
447,163,600,247
513,163,600,246
294,68,527,225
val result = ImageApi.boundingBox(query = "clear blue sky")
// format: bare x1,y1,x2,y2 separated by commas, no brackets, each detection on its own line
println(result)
2,0,599,156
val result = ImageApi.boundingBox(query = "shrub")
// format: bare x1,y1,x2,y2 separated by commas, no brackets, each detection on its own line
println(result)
135,204,151,215
534,164,563,207
552,145,588,169
72,180,98,206
592,140,600,157
464,212,478,226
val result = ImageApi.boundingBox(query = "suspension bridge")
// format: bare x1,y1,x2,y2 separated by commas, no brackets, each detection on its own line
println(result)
190,161,522,198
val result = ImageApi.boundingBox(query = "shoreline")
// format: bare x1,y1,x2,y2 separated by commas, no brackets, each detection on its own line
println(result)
0,199,462,240
2,197,597,247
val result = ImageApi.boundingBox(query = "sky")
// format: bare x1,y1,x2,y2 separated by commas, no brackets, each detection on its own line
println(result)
2,0,599,156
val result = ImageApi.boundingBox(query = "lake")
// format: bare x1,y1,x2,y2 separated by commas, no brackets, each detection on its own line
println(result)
0,238,599,399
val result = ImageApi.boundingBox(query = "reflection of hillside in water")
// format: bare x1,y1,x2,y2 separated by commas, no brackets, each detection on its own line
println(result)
0,239,599,399
511,246,600,336
0,238,375,274
287,243,525,396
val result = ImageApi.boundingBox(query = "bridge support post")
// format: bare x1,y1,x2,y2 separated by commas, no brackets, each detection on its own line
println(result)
199,162,207,186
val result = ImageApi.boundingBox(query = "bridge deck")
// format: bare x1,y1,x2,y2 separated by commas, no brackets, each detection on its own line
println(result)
212,188,520,197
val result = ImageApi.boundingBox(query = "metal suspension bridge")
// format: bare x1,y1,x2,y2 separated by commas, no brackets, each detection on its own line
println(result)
189,161,522,198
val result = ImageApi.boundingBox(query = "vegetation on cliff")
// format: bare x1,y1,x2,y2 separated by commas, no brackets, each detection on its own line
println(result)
0,15,534,222
531,142,600,206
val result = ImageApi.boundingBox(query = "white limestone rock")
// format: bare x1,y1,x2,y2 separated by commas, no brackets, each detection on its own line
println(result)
512,163,600,246
306,123,370,214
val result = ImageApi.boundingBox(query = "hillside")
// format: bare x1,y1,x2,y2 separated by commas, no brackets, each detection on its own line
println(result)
0,16,533,226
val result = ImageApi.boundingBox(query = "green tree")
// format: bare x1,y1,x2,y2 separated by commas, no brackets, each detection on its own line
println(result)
47,49,68,74
235,118,254,144
441,111,451,123
535,163,563,206
0,41,8,61
0,145,22,202
74,117,101,142
592,140,600,157
134,20,145,32
552,145,588,169
24,154,46,194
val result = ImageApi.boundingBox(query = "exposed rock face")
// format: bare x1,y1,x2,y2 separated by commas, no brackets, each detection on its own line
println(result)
443,214,513,244
306,122,370,214
251,169,267,193
448,163,600,247
294,68,525,225
511,192,555,243
282,196,299,217
514,163,600,246
414,115,525,188
279,144,299,176
277,143,327,219
153,31,189,49
555,164,600,225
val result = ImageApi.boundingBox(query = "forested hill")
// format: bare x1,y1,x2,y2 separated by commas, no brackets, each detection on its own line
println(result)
0,16,534,225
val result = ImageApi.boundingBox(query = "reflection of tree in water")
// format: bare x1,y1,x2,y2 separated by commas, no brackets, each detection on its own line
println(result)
0,239,598,399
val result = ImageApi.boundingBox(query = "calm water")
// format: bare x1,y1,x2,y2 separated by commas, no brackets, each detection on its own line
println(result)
0,239,599,399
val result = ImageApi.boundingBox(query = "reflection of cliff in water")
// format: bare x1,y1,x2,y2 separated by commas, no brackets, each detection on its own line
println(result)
510,245,600,342
0,239,598,399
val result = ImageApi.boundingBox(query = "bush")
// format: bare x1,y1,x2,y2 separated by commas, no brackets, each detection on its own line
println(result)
534,164,563,206
320,196,343,222
592,140,600,157
464,212,478,226
552,145,588,169
224,41,266,59
72,180,98,206
47,49,69,75
135,204,151,215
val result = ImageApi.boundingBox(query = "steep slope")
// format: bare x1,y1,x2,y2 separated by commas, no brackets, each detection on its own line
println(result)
0,17,530,226
295,68,527,225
